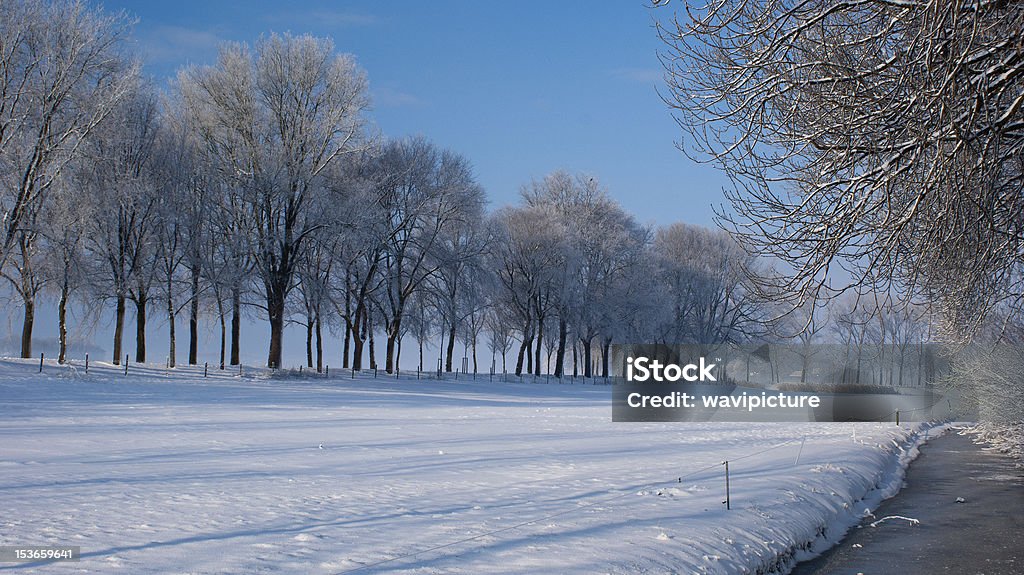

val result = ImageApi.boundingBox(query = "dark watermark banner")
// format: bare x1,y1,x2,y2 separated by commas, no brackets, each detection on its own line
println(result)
610,344,975,422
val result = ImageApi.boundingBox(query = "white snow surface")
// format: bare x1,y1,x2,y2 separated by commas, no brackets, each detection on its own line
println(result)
0,358,939,574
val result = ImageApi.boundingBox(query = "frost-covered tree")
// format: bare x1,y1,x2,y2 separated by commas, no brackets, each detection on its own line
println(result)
179,33,369,368
520,172,649,377
321,150,388,370
658,0,1024,343
1,210,46,358
0,0,138,275
485,303,515,373
0,0,136,358
651,223,758,346
150,103,213,368
403,290,436,372
203,178,256,368
295,225,335,372
151,155,188,368
370,137,484,374
43,179,92,363
428,207,488,372
488,205,566,376
81,87,161,365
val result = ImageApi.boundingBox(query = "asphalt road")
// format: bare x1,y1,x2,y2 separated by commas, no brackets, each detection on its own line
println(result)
791,429,1024,575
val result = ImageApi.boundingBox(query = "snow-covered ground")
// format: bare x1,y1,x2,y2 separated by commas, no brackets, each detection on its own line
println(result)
0,358,936,574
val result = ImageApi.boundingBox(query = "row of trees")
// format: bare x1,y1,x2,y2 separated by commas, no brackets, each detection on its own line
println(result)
4,0,970,379
0,0,769,375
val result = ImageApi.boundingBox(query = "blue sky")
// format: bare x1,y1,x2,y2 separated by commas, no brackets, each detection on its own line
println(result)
102,0,730,227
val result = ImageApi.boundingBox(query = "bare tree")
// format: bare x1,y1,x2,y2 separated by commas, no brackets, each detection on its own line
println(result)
1,209,46,358
180,33,369,368
42,179,92,363
203,179,256,368
81,87,160,365
658,0,1024,343
322,150,389,371
652,223,760,346
295,227,335,372
0,0,137,273
371,137,484,374
429,208,488,372
831,294,874,385
0,0,135,358
488,205,566,376
151,104,207,368
521,172,649,377
485,304,514,374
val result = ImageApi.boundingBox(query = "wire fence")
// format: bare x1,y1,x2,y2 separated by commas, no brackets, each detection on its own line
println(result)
26,353,623,385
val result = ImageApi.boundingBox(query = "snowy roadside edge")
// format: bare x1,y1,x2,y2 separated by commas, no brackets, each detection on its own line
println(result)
756,421,955,575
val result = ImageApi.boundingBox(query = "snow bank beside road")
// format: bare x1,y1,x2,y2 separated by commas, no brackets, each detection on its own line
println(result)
0,359,936,574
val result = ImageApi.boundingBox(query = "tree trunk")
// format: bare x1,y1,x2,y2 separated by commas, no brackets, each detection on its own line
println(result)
572,341,578,377
534,319,544,376
601,338,611,378
385,317,401,374
515,337,528,376
306,313,314,369
167,291,176,368
418,337,424,371
396,332,403,371
342,292,351,368
366,307,376,369
526,338,533,374
58,277,69,364
266,287,285,369
20,296,34,359
471,338,478,373
554,315,567,378
217,297,226,369
898,348,905,388
351,306,365,370
230,286,241,366
135,293,147,363
581,336,592,377
343,321,351,369
113,295,126,365
445,321,456,372
352,333,364,371
368,329,376,368
189,266,199,365
315,309,323,373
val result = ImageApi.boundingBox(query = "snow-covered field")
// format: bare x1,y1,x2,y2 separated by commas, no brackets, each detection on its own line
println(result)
0,359,935,574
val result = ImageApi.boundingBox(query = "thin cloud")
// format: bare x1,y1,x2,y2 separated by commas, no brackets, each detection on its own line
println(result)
374,86,424,109
139,25,225,68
